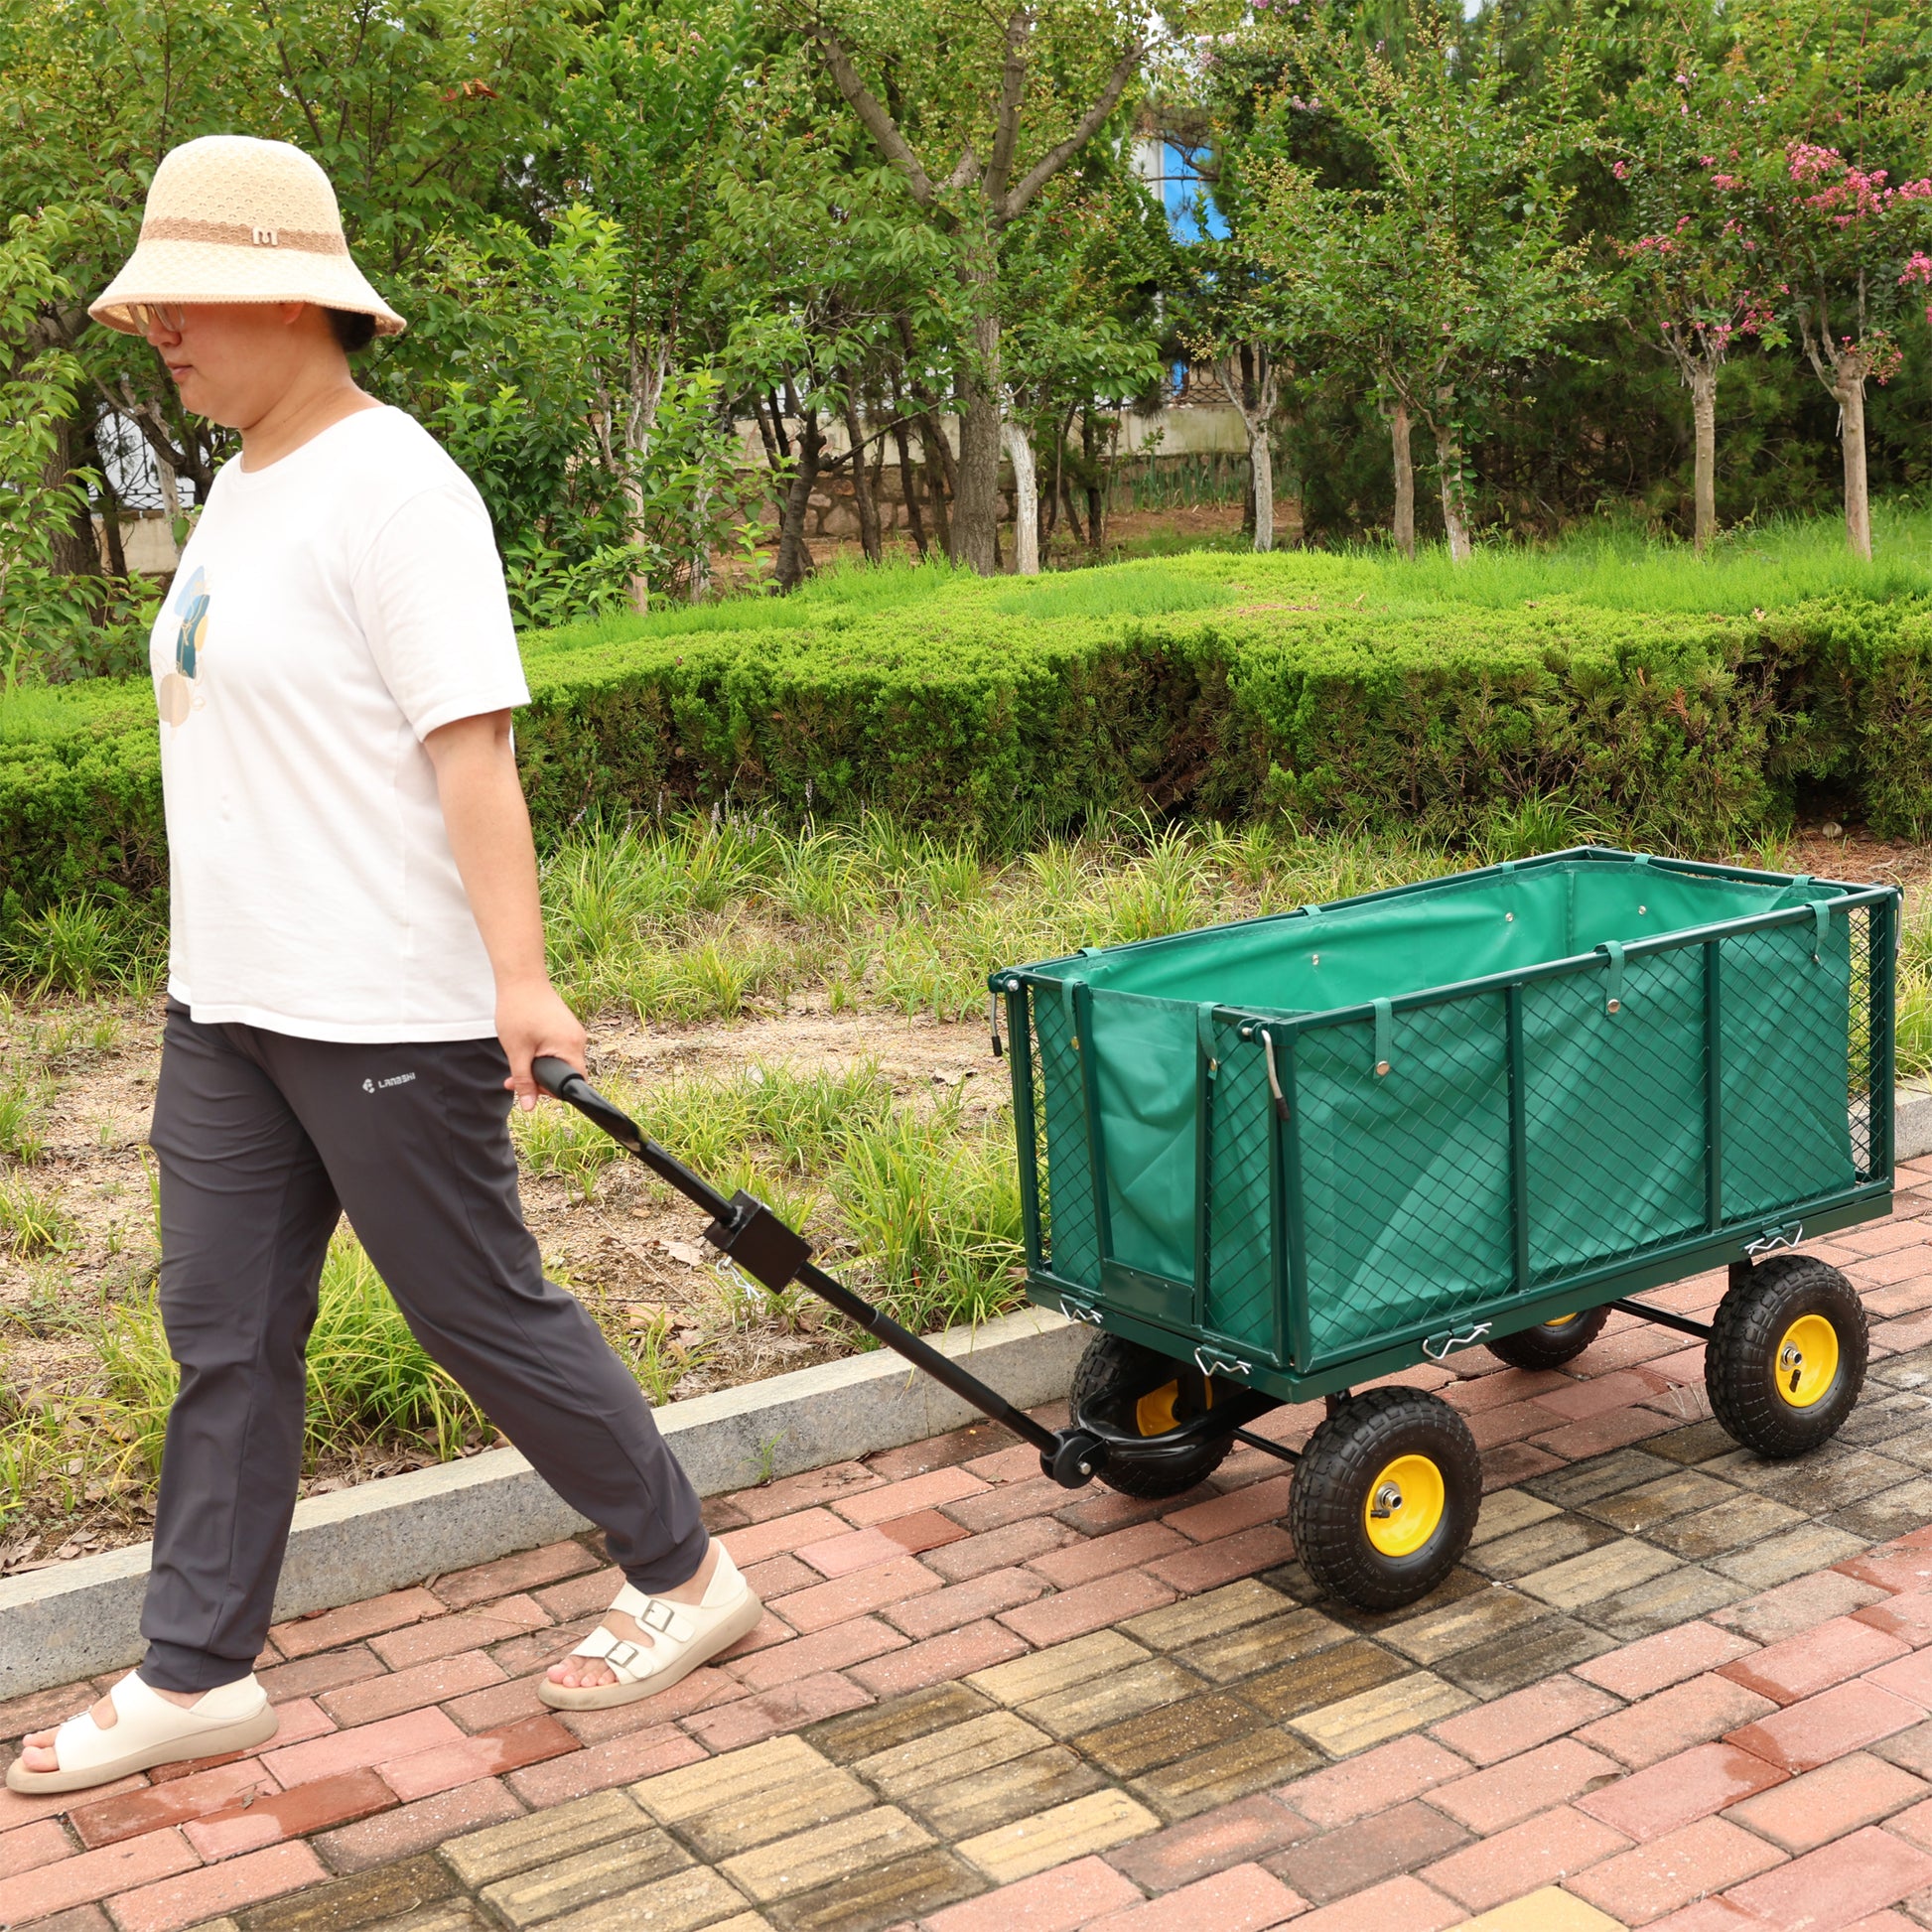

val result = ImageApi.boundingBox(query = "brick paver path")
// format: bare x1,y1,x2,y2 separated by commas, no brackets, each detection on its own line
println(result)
18,1171,1932,1929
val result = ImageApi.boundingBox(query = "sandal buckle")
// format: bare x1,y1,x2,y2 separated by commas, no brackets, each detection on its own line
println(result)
605,1640,646,1673
641,1600,677,1634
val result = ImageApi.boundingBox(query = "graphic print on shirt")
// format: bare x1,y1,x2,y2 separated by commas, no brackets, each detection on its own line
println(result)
158,565,209,728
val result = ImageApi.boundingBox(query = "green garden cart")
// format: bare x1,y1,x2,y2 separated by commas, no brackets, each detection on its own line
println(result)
991,846,1898,1610
536,845,1898,1618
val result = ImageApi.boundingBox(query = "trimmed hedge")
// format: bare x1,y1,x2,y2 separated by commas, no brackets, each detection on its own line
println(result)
0,680,165,930
3,553,1929,924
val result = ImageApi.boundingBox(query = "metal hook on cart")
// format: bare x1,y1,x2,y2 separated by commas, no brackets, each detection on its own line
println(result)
1422,1320,1492,1361
1260,1029,1289,1121
1195,1344,1253,1381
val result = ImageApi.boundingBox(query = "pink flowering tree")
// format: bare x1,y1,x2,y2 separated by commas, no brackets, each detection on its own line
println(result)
1611,47,1784,551
1753,141,1932,557
1725,0,1932,557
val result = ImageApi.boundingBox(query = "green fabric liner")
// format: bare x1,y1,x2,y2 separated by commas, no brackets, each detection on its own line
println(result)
1033,860,1859,1356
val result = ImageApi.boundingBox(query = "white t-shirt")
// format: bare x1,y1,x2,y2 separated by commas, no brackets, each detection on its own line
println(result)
151,405,530,1042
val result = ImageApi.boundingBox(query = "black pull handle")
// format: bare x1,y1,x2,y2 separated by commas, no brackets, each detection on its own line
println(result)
531,1055,645,1155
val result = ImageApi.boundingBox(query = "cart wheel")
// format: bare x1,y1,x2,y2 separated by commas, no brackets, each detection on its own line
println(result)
1706,1255,1866,1459
1290,1388,1481,1612
1488,1307,1609,1371
1069,1333,1232,1499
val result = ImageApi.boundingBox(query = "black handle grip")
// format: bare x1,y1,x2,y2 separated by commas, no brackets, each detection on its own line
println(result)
531,1055,644,1155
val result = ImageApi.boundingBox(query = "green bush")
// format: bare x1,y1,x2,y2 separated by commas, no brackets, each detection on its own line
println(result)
3,552,1929,933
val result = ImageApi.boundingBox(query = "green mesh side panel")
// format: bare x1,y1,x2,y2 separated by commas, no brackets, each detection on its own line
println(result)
1296,994,1513,1360
1721,917,1856,1220
1850,906,1878,1182
1204,1018,1276,1357
1034,988,1101,1288
1522,947,1706,1277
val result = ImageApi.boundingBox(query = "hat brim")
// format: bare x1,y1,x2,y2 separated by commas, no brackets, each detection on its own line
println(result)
90,236,405,337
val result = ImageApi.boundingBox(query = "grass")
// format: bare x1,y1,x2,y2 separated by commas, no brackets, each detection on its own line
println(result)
513,1057,1018,1339
538,811,1468,1031
94,1232,490,1482
0,1174,73,1257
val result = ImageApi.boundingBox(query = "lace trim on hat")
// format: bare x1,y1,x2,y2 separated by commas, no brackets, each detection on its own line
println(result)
139,217,349,257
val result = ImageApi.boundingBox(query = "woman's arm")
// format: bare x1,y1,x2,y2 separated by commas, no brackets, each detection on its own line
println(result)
423,709,586,1108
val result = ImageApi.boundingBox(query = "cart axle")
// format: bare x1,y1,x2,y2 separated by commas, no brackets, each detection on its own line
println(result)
1608,1297,1716,1342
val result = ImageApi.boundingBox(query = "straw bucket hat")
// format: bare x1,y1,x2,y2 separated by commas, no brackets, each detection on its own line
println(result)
90,134,404,337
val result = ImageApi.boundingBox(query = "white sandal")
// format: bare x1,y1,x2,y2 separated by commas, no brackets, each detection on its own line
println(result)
539,1548,761,1711
6,1672,278,1795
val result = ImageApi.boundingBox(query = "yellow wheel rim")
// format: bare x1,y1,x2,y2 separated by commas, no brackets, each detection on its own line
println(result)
1135,1378,1213,1437
1137,1381,1179,1436
1545,1313,1579,1328
1775,1312,1840,1409
1363,1453,1446,1558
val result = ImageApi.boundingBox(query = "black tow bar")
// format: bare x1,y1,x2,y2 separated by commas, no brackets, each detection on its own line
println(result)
533,1058,1108,1488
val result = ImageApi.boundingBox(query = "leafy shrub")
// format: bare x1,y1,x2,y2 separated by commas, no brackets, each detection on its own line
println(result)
4,552,1930,944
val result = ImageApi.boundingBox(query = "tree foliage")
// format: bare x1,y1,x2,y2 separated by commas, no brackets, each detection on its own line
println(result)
1,0,1931,678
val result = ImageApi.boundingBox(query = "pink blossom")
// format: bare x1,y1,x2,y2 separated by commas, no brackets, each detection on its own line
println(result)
1611,159,1628,180
1900,251,1932,286
1789,142,1839,184
1712,175,1740,190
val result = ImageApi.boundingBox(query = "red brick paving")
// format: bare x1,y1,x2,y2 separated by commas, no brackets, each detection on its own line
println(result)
18,1233,1932,1928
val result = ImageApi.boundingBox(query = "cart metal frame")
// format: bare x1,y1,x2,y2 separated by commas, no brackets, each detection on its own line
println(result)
991,847,1900,1407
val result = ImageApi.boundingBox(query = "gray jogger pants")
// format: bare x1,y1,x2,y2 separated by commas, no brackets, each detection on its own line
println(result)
139,1001,707,1693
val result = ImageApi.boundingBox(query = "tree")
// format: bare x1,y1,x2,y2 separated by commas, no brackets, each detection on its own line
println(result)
805,1,1150,573
543,0,755,605
995,173,1162,571
1725,0,1932,559
708,44,955,590
1248,0,1602,561
1608,25,1787,551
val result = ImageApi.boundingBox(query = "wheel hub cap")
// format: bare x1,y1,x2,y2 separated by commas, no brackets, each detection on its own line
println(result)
1363,1452,1446,1557
1774,1312,1839,1409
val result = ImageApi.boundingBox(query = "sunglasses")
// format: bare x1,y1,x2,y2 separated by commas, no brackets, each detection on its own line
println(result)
131,303,188,333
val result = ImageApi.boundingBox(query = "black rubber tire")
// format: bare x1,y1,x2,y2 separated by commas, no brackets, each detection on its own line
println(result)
1488,1307,1610,1371
1069,1332,1233,1499
1289,1387,1481,1612
1706,1254,1866,1459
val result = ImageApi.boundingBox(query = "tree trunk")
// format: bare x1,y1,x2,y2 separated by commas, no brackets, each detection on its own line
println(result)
1002,414,1040,576
775,411,824,592
890,395,928,560
1391,398,1416,561
1689,363,1718,554
1838,373,1871,560
951,248,1004,575
841,389,883,564
89,413,129,576
46,411,101,578
1082,408,1108,554
620,340,672,613
1438,427,1472,564
1214,350,1278,554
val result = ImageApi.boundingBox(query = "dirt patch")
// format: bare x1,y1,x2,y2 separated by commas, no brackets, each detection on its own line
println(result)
1790,829,1932,903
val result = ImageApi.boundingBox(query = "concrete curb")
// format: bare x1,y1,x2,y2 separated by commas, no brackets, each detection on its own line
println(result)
0,1305,1081,1702
1897,1078,1932,1164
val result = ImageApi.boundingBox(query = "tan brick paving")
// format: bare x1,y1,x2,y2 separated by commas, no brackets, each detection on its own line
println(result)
27,1241,1932,1928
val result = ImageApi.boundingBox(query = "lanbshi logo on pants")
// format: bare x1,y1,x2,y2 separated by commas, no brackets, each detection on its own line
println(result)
362,1072,417,1094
